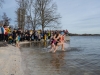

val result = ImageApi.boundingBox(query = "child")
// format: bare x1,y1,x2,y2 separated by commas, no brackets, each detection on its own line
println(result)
15,34,20,48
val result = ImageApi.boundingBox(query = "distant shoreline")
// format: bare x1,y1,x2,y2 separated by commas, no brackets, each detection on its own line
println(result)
69,33,100,36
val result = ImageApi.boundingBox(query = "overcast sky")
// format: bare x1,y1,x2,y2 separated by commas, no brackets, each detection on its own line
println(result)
0,0,100,34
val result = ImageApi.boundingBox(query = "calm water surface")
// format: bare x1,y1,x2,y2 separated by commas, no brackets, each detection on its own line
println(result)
20,36,100,75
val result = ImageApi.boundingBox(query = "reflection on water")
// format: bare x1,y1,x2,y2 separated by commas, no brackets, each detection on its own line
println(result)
20,36,100,75
50,52,65,70
21,41,49,48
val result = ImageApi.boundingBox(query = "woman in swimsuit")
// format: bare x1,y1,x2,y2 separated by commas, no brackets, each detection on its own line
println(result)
53,32,62,53
49,32,56,52
60,31,65,51
53,31,65,53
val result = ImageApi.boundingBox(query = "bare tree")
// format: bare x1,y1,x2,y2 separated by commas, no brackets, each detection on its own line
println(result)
15,0,61,31
25,0,39,30
15,0,27,31
35,0,61,31
2,12,11,26
0,0,4,8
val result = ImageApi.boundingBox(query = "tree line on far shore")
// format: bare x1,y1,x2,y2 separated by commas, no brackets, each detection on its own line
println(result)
69,33,100,36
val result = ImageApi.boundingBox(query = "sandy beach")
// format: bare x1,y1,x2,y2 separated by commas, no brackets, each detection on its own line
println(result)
0,44,24,75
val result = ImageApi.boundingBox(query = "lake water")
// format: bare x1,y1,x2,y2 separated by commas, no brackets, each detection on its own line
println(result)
20,36,100,75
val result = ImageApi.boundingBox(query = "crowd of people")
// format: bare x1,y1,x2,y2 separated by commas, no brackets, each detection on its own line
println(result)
0,25,69,51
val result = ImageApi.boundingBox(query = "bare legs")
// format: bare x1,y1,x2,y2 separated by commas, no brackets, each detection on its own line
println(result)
16,41,20,48
49,43,55,52
61,42,65,51
53,42,65,53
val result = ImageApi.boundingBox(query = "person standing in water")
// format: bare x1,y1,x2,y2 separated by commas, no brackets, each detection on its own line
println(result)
52,31,62,53
60,31,65,51
53,31,65,53
49,32,56,52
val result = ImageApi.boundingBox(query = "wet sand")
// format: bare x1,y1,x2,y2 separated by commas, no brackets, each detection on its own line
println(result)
0,44,24,75
0,41,46,75
0,42,8,47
